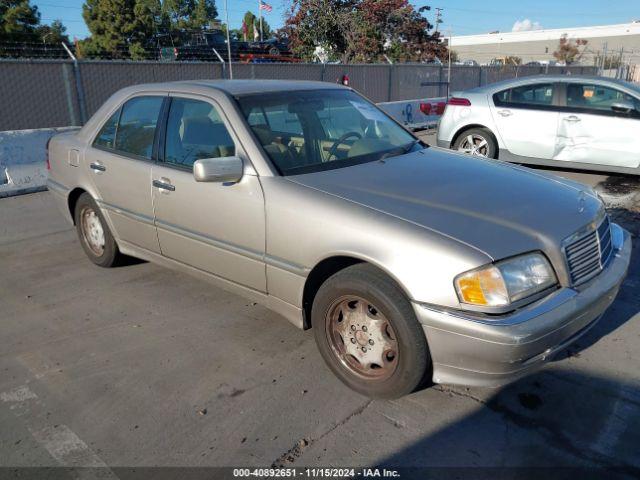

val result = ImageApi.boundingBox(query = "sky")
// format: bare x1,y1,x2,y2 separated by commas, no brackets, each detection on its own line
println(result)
35,0,640,40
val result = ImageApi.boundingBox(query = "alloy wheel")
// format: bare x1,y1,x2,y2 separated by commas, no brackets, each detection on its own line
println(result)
457,134,490,157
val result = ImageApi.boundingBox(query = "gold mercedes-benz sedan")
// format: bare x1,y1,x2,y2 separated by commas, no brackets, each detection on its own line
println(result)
47,80,631,398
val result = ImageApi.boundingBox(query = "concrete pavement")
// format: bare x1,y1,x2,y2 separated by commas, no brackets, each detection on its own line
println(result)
0,185,639,473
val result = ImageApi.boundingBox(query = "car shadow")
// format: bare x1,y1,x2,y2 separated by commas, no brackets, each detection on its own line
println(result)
116,254,147,267
376,370,640,478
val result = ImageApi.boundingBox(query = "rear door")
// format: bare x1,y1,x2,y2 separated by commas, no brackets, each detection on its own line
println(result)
490,82,559,160
86,95,165,252
151,94,267,291
555,82,640,168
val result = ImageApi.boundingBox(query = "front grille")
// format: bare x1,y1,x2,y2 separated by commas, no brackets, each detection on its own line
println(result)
565,216,612,286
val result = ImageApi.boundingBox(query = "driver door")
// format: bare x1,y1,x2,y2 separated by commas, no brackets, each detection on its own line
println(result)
490,82,559,160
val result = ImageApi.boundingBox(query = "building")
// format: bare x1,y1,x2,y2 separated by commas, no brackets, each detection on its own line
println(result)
450,22,640,66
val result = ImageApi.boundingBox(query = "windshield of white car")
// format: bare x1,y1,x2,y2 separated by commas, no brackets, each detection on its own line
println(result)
620,79,640,97
236,89,421,175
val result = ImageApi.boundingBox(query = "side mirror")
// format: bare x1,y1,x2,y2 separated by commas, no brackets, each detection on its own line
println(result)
611,101,635,114
193,156,243,183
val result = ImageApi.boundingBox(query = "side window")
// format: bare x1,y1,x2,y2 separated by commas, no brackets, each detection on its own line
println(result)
93,108,120,149
566,83,640,114
115,96,164,159
494,83,554,108
164,98,235,168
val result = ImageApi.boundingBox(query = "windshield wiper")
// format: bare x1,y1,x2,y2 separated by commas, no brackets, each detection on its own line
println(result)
402,139,421,154
379,139,421,161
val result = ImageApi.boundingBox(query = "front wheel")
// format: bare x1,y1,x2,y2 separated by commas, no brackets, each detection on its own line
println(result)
453,128,497,158
312,264,430,399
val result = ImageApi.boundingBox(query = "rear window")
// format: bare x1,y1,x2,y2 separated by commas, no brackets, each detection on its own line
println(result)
93,108,120,150
494,83,555,108
114,96,164,159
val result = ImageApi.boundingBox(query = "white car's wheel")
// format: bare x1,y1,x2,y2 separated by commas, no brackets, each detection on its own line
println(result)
454,128,497,159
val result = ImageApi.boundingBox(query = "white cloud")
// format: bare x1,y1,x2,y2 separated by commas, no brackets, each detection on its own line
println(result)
512,19,543,32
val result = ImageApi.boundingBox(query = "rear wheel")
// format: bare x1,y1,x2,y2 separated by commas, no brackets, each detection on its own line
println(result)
74,193,122,268
453,127,497,158
312,264,430,399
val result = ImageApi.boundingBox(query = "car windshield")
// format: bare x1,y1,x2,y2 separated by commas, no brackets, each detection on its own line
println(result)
619,79,640,96
236,89,419,175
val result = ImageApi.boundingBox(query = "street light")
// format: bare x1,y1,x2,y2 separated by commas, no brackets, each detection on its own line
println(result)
43,32,52,53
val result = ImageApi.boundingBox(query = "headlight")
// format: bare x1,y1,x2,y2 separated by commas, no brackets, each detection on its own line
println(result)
455,253,557,308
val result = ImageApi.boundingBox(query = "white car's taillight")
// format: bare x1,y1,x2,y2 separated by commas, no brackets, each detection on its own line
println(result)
447,97,472,107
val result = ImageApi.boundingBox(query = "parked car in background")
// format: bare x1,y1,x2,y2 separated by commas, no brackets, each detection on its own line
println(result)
171,30,246,61
47,80,631,398
437,75,640,175
248,38,290,56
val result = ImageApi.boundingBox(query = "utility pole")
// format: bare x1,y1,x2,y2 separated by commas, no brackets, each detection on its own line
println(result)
601,41,608,74
617,47,624,79
224,0,233,79
447,29,452,97
434,7,443,34
258,0,263,42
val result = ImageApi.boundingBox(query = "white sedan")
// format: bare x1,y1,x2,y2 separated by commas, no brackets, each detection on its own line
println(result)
436,75,640,175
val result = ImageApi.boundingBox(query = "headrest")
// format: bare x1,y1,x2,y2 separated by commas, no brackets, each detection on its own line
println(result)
252,124,274,145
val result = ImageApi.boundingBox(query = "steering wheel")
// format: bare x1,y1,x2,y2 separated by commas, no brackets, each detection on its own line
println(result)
326,132,362,161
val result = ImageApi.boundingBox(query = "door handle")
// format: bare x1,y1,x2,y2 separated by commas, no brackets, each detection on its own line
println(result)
498,110,513,117
89,162,106,173
564,115,581,122
152,179,175,192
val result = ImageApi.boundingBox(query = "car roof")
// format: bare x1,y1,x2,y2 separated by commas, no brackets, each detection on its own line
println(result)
462,75,640,94
127,79,347,96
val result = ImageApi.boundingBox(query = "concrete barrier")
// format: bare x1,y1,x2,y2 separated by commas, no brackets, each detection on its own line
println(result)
0,127,79,198
378,97,446,131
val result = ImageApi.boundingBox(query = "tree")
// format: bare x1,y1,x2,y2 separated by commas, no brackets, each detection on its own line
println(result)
37,19,69,45
162,0,193,31
283,0,447,63
162,0,216,31
190,0,218,30
0,0,41,42
81,0,160,59
553,35,588,65
242,10,272,40
282,0,354,62
505,55,521,65
1,1,70,58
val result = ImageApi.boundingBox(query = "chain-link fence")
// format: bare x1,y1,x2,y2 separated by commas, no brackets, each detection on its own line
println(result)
0,59,598,131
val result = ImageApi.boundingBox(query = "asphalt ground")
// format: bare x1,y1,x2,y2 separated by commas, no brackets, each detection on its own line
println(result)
1,148,639,477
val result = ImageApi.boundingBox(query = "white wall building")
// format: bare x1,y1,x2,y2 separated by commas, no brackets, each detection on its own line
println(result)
450,22,640,66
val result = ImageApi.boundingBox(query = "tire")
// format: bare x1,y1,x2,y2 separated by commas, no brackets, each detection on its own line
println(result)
74,193,122,268
312,264,430,399
453,127,498,159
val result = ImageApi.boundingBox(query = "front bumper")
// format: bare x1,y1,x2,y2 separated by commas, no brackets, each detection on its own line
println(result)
413,226,632,387
435,139,450,149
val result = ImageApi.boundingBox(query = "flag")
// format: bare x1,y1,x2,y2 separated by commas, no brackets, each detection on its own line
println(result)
241,20,248,41
259,1,272,13
253,22,259,41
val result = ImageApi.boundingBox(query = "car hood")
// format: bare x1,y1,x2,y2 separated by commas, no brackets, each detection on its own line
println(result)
287,148,603,261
